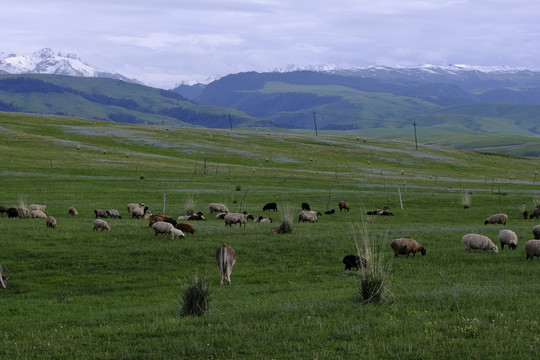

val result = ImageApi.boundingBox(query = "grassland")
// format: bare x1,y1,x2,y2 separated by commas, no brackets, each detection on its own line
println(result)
2,112,540,359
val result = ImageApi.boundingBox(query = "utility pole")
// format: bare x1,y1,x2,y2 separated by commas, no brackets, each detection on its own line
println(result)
413,121,418,150
228,114,233,130
313,111,318,136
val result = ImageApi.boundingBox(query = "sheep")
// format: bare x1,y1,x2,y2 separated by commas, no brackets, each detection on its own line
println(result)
343,255,367,270
209,203,229,214
338,201,350,212
151,221,184,239
93,219,111,231
0,205,10,216
523,209,530,219
263,202,278,212
127,202,145,214
6,207,18,218
462,234,498,253
298,210,321,223
31,210,47,219
68,206,78,216
187,213,206,221
324,209,335,215
28,204,46,212
169,227,186,239
367,209,393,216
148,214,177,227
106,209,122,219
142,211,153,220
46,216,57,228
130,204,149,219
224,212,254,227
390,238,426,257
530,208,540,220
16,207,30,218
484,213,508,225
254,216,274,223
301,202,311,211
525,239,540,260
0,264,8,289
532,225,540,240
175,223,196,235
498,229,518,250
215,212,228,219
94,209,108,219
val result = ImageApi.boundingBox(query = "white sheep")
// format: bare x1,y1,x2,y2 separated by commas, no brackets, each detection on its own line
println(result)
215,212,228,219
130,204,149,219
31,210,47,219
254,216,274,223
484,213,508,225
29,204,46,212
17,207,31,218
169,227,186,239
224,212,253,227
151,221,179,239
209,203,229,214
298,210,320,223
533,225,540,240
93,219,111,231
462,234,498,253
498,229,518,250
525,239,540,260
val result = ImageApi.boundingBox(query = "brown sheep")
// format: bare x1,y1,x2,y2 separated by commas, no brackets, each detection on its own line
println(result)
46,216,57,228
175,223,196,235
68,206,78,216
338,201,350,212
148,214,177,227
390,238,426,257
530,208,540,220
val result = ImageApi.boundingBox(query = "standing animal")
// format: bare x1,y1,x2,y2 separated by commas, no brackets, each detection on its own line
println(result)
68,206,78,216
525,239,540,260
462,234,498,253
0,264,8,289
46,216,57,228
263,202,278,212
298,210,321,223
6,207,18,218
342,255,366,270
106,209,122,219
338,201,350,212
216,243,236,285
532,225,540,240
151,221,176,239
93,219,111,231
301,202,311,211
523,209,530,219
94,209,108,219
175,223,196,235
498,229,518,250
127,203,148,218
390,238,427,257
484,213,508,225
209,203,229,214
148,214,177,227
530,208,540,219
224,212,254,227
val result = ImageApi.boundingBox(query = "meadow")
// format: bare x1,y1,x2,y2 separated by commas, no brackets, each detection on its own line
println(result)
2,112,540,359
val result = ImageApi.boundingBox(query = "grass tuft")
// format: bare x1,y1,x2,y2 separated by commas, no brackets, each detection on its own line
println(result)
180,276,211,317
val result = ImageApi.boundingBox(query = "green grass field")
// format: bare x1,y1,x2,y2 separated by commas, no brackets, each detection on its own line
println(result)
2,112,540,359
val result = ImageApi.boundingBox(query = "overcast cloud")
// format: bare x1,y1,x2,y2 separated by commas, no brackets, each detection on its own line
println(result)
2,0,540,88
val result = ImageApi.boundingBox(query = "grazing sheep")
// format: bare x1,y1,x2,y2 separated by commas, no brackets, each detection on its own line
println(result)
0,205,10,216
130,204,149,219
127,202,145,214
209,203,229,214
532,225,540,240
106,209,122,219
298,210,321,223
338,201,350,212
16,207,30,218
523,209,530,219
169,227,186,239
484,213,508,225
215,212,228,219
175,223,196,235
324,209,335,215
301,202,311,211
254,216,274,223
28,204,46,212
46,216,57,228
216,243,236,285
148,214,177,227
224,212,254,227
31,210,47,219
68,206,78,216
142,211,153,220
0,264,8,289
263,202,278,212
525,239,540,260
93,219,111,231
94,209,108,219
462,234,498,253
498,229,518,250
530,208,540,220
343,255,367,270
151,221,174,237
6,207,18,218
390,238,427,257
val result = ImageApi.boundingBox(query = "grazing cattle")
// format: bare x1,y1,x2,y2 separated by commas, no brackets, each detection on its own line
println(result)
301,202,311,211
343,255,366,270
263,202,278,212
216,243,236,285
338,201,350,212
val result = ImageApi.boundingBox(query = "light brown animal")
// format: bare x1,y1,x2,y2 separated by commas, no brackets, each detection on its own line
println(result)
216,243,236,285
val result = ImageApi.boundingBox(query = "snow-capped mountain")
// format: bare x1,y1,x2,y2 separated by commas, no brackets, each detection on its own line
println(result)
0,48,142,84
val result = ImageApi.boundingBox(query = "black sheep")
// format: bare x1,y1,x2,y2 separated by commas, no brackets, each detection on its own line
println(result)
342,255,366,270
324,209,335,215
301,202,311,211
263,202,278,212
7,207,18,218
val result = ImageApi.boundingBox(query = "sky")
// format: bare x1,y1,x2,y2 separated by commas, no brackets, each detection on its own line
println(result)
2,0,540,89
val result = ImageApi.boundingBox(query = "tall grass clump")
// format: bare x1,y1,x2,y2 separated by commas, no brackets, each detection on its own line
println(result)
461,192,471,209
184,194,195,215
352,219,392,304
179,276,211,317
